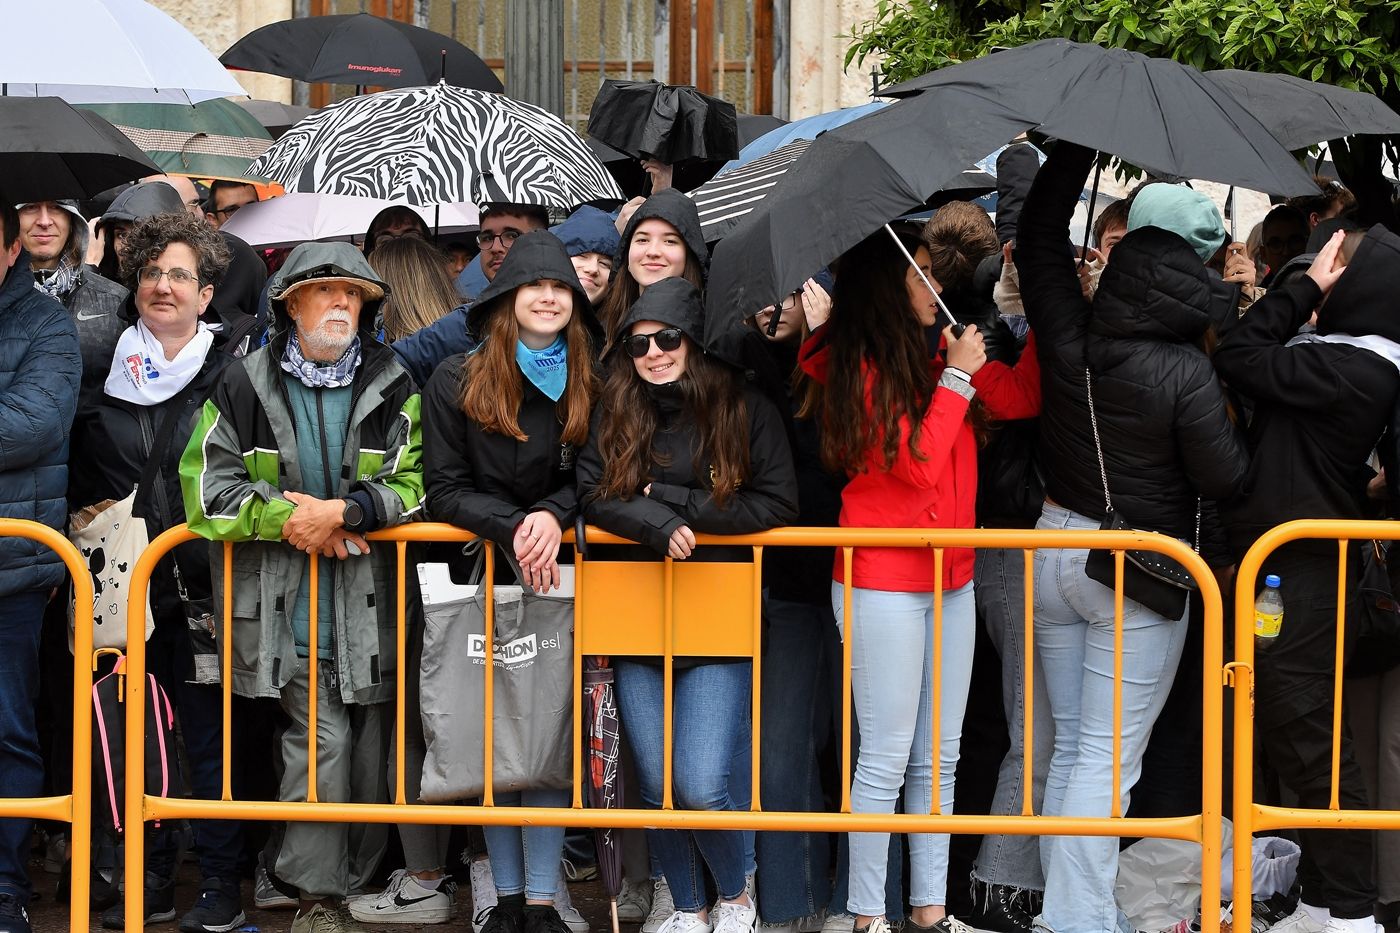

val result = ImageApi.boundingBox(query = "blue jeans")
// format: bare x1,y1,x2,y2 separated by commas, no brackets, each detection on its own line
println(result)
1032,503,1187,933
833,581,977,915
483,789,570,900
0,591,48,904
974,548,1054,892
615,660,751,911
755,598,836,922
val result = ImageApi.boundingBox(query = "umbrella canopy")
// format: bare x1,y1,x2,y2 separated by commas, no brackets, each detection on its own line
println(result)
218,193,480,248
587,79,739,164
79,100,274,183
247,83,622,208
0,97,159,204
1206,70,1400,150
235,99,318,140
737,113,788,148
691,139,997,242
722,101,887,171
703,87,1036,357
221,13,502,93
882,39,1317,195
1,0,247,104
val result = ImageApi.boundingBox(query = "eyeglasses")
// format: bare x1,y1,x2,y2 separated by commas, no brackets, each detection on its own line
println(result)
476,228,523,248
623,327,684,358
209,203,245,221
137,267,199,287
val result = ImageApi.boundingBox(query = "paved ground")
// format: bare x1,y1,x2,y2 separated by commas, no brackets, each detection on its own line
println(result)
28,854,621,933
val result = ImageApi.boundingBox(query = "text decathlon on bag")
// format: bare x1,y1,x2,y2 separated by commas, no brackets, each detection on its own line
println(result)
466,631,565,666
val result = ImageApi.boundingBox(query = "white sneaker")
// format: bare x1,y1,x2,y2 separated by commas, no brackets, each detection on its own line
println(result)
657,912,714,933
1269,907,1328,933
714,875,758,919
348,869,452,924
555,879,589,933
820,912,855,933
712,900,758,933
253,851,297,910
470,859,497,933
856,920,890,933
643,879,677,933
1321,918,1382,933
614,876,653,922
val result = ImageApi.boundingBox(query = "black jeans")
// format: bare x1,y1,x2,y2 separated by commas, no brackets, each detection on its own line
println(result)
1255,545,1374,918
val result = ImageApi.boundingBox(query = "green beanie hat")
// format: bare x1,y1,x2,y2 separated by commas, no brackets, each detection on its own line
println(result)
1126,185,1227,264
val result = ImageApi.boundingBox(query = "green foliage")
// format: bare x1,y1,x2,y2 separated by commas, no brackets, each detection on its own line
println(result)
845,0,1400,102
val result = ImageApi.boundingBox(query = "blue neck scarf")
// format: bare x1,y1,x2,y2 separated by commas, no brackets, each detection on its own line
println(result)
515,336,568,401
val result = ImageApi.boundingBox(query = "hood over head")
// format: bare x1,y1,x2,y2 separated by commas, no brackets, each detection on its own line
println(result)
1127,184,1227,264
619,188,707,273
466,230,591,335
213,231,268,322
618,276,705,348
362,205,432,258
268,241,389,332
1316,224,1400,345
14,199,89,270
552,205,621,259
1307,214,1362,253
98,182,186,233
1092,226,1213,344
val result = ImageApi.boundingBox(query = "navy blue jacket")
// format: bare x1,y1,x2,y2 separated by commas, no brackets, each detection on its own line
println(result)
0,252,82,597
391,304,478,389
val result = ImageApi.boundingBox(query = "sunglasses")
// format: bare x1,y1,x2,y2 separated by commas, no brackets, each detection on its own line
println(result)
623,327,684,358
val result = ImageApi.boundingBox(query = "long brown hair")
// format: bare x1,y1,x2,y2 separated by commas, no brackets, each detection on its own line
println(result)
458,286,598,445
820,227,939,475
593,338,750,507
368,237,462,342
597,221,706,341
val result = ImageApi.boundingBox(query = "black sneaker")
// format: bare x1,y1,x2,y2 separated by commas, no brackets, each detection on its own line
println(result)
966,875,1037,933
100,872,177,928
525,905,576,933
179,877,247,933
0,893,31,933
482,894,527,933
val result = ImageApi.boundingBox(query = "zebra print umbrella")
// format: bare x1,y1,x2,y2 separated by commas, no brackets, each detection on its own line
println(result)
247,83,623,208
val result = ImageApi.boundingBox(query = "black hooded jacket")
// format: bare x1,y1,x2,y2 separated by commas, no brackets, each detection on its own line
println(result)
422,232,591,553
1018,142,1248,546
618,188,708,273
1216,225,1400,554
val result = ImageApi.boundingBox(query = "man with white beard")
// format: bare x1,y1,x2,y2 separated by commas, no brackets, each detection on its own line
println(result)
179,241,424,933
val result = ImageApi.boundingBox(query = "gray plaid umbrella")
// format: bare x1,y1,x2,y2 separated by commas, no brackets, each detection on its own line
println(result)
247,83,622,208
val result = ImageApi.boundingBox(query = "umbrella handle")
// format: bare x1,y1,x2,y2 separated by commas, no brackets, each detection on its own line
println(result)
882,223,961,331
574,515,589,559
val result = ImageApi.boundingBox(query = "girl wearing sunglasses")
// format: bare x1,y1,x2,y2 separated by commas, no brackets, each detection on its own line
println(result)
597,188,708,344
577,277,798,933
421,230,598,933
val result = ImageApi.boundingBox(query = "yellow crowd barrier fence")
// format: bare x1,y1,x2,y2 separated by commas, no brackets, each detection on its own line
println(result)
114,522,1226,930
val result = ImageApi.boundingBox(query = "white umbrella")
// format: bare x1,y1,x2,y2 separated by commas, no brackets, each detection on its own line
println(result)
220,193,480,249
1,0,246,104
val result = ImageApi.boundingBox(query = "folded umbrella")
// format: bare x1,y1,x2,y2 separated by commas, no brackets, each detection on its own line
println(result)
587,79,740,165
78,100,274,183
221,13,502,93
1206,70,1400,150
882,38,1316,196
247,83,622,208
1,0,247,104
703,88,1035,358
0,97,159,204
218,193,479,249
582,657,625,933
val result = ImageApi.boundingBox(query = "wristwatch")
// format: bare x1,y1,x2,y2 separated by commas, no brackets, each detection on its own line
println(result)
342,498,364,531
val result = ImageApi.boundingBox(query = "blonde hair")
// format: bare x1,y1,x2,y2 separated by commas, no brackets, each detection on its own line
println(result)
367,237,462,342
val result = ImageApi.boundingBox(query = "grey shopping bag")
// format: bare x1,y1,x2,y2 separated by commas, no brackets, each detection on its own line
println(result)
419,588,574,801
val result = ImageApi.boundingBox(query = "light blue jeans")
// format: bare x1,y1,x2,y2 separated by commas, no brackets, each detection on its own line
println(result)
833,580,977,916
1031,502,1188,933
482,789,570,901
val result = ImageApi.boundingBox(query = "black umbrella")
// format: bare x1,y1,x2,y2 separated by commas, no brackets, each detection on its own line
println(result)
702,86,1035,357
882,39,1316,195
587,79,739,165
0,97,159,204
235,98,318,139
1206,70,1400,150
221,14,503,92
737,113,787,148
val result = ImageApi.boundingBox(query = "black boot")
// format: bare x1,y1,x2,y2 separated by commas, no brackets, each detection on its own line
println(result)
965,874,1036,933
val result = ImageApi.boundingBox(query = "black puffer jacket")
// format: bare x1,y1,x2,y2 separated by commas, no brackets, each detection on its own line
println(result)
1217,225,1400,554
1017,142,1248,543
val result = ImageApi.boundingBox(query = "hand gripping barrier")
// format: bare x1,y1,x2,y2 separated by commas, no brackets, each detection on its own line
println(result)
123,523,1225,930
0,519,95,925
1232,519,1400,933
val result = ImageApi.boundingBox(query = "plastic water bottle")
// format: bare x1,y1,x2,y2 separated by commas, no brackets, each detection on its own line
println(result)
1254,574,1284,650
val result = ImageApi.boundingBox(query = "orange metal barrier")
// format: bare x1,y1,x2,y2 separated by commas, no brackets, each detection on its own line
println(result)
122,522,1225,930
0,520,95,925
1232,520,1400,932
